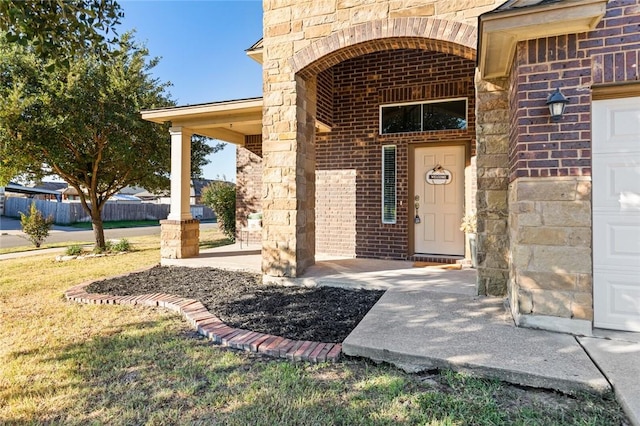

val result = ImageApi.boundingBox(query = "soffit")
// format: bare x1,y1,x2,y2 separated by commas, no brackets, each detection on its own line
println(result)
246,38,263,64
141,98,263,146
479,0,607,79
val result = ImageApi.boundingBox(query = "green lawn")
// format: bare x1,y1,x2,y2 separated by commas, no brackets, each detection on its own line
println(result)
70,219,161,229
0,232,627,425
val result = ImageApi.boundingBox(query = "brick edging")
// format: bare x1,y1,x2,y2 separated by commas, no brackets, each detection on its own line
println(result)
64,280,341,363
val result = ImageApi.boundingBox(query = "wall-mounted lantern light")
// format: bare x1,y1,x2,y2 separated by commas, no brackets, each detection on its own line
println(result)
546,88,569,121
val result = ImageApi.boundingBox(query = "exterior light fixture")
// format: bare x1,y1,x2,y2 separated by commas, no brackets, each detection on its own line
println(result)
546,88,569,121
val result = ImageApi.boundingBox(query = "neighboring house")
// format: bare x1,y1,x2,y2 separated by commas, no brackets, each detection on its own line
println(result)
2,182,63,202
141,0,639,335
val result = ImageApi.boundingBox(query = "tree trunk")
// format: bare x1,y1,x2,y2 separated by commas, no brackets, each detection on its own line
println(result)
91,209,106,250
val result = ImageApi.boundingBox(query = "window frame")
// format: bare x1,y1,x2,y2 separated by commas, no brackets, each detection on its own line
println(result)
379,97,468,135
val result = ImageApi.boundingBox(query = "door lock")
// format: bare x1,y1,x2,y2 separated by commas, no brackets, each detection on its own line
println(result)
414,196,421,224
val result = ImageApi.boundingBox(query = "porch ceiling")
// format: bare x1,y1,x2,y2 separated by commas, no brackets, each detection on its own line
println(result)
141,97,263,146
478,0,607,80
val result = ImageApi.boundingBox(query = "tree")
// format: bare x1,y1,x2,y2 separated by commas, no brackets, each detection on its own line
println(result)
0,34,173,249
19,202,54,248
201,181,236,240
0,0,123,67
191,134,225,180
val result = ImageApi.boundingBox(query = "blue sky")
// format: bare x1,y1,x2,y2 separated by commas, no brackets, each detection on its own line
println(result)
120,0,264,182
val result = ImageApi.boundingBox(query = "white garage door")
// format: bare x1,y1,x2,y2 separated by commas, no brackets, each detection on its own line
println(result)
592,96,640,332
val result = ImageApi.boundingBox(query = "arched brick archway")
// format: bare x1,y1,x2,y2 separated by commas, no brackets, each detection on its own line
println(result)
291,17,477,78
282,17,479,268
261,16,479,278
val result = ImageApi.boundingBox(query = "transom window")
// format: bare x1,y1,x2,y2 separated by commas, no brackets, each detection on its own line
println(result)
380,98,467,134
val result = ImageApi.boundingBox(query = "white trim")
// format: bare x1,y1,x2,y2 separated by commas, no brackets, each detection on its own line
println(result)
379,97,468,135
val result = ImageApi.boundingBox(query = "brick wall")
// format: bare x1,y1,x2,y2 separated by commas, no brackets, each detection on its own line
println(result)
317,68,333,127
509,0,640,180
315,169,356,256
236,135,263,245
316,48,476,259
499,0,640,332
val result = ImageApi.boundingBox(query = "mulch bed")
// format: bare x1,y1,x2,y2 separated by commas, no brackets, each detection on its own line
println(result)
86,265,384,343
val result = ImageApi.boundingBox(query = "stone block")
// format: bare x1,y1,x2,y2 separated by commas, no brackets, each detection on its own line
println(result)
484,218,507,234
477,177,509,190
477,268,508,295
540,201,591,227
305,23,333,39
516,210,542,227
566,228,591,247
529,289,572,317
576,180,591,201
476,154,509,168
518,226,568,246
576,273,593,293
517,271,577,291
572,292,593,320
517,290,534,314
511,244,532,270
480,134,509,154
483,190,506,212
477,108,509,123
477,121,510,136
265,209,292,226
263,168,283,183
390,4,435,17
530,245,592,274
516,179,578,202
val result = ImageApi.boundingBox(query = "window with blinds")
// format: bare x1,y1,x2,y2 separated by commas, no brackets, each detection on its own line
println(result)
382,145,397,224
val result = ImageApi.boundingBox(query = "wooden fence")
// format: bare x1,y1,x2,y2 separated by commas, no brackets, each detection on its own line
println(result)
4,198,215,224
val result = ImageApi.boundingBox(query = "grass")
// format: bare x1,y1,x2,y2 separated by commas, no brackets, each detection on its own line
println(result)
0,222,223,255
0,240,92,255
69,220,161,229
0,230,627,425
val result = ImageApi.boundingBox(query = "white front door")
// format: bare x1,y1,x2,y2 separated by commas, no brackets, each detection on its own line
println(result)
593,96,640,332
414,145,464,255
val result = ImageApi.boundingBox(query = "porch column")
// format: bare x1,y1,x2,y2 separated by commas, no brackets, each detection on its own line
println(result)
168,126,193,220
261,74,316,277
160,126,199,259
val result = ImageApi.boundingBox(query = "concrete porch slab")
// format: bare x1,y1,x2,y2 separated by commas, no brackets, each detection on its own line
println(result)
160,243,262,272
343,289,611,396
268,258,477,294
162,245,477,295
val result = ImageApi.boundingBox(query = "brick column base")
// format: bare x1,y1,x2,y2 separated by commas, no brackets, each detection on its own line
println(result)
160,219,200,259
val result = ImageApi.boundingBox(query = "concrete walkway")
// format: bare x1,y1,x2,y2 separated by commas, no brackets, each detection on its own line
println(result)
167,244,640,424
5,242,640,424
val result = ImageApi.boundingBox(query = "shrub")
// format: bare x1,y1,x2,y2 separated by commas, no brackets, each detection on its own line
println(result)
112,238,131,252
65,245,83,256
201,181,236,240
19,203,54,248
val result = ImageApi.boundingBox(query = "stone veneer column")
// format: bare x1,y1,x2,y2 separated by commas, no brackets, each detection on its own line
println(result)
261,69,317,276
160,126,199,259
475,75,510,295
508,177,593,335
